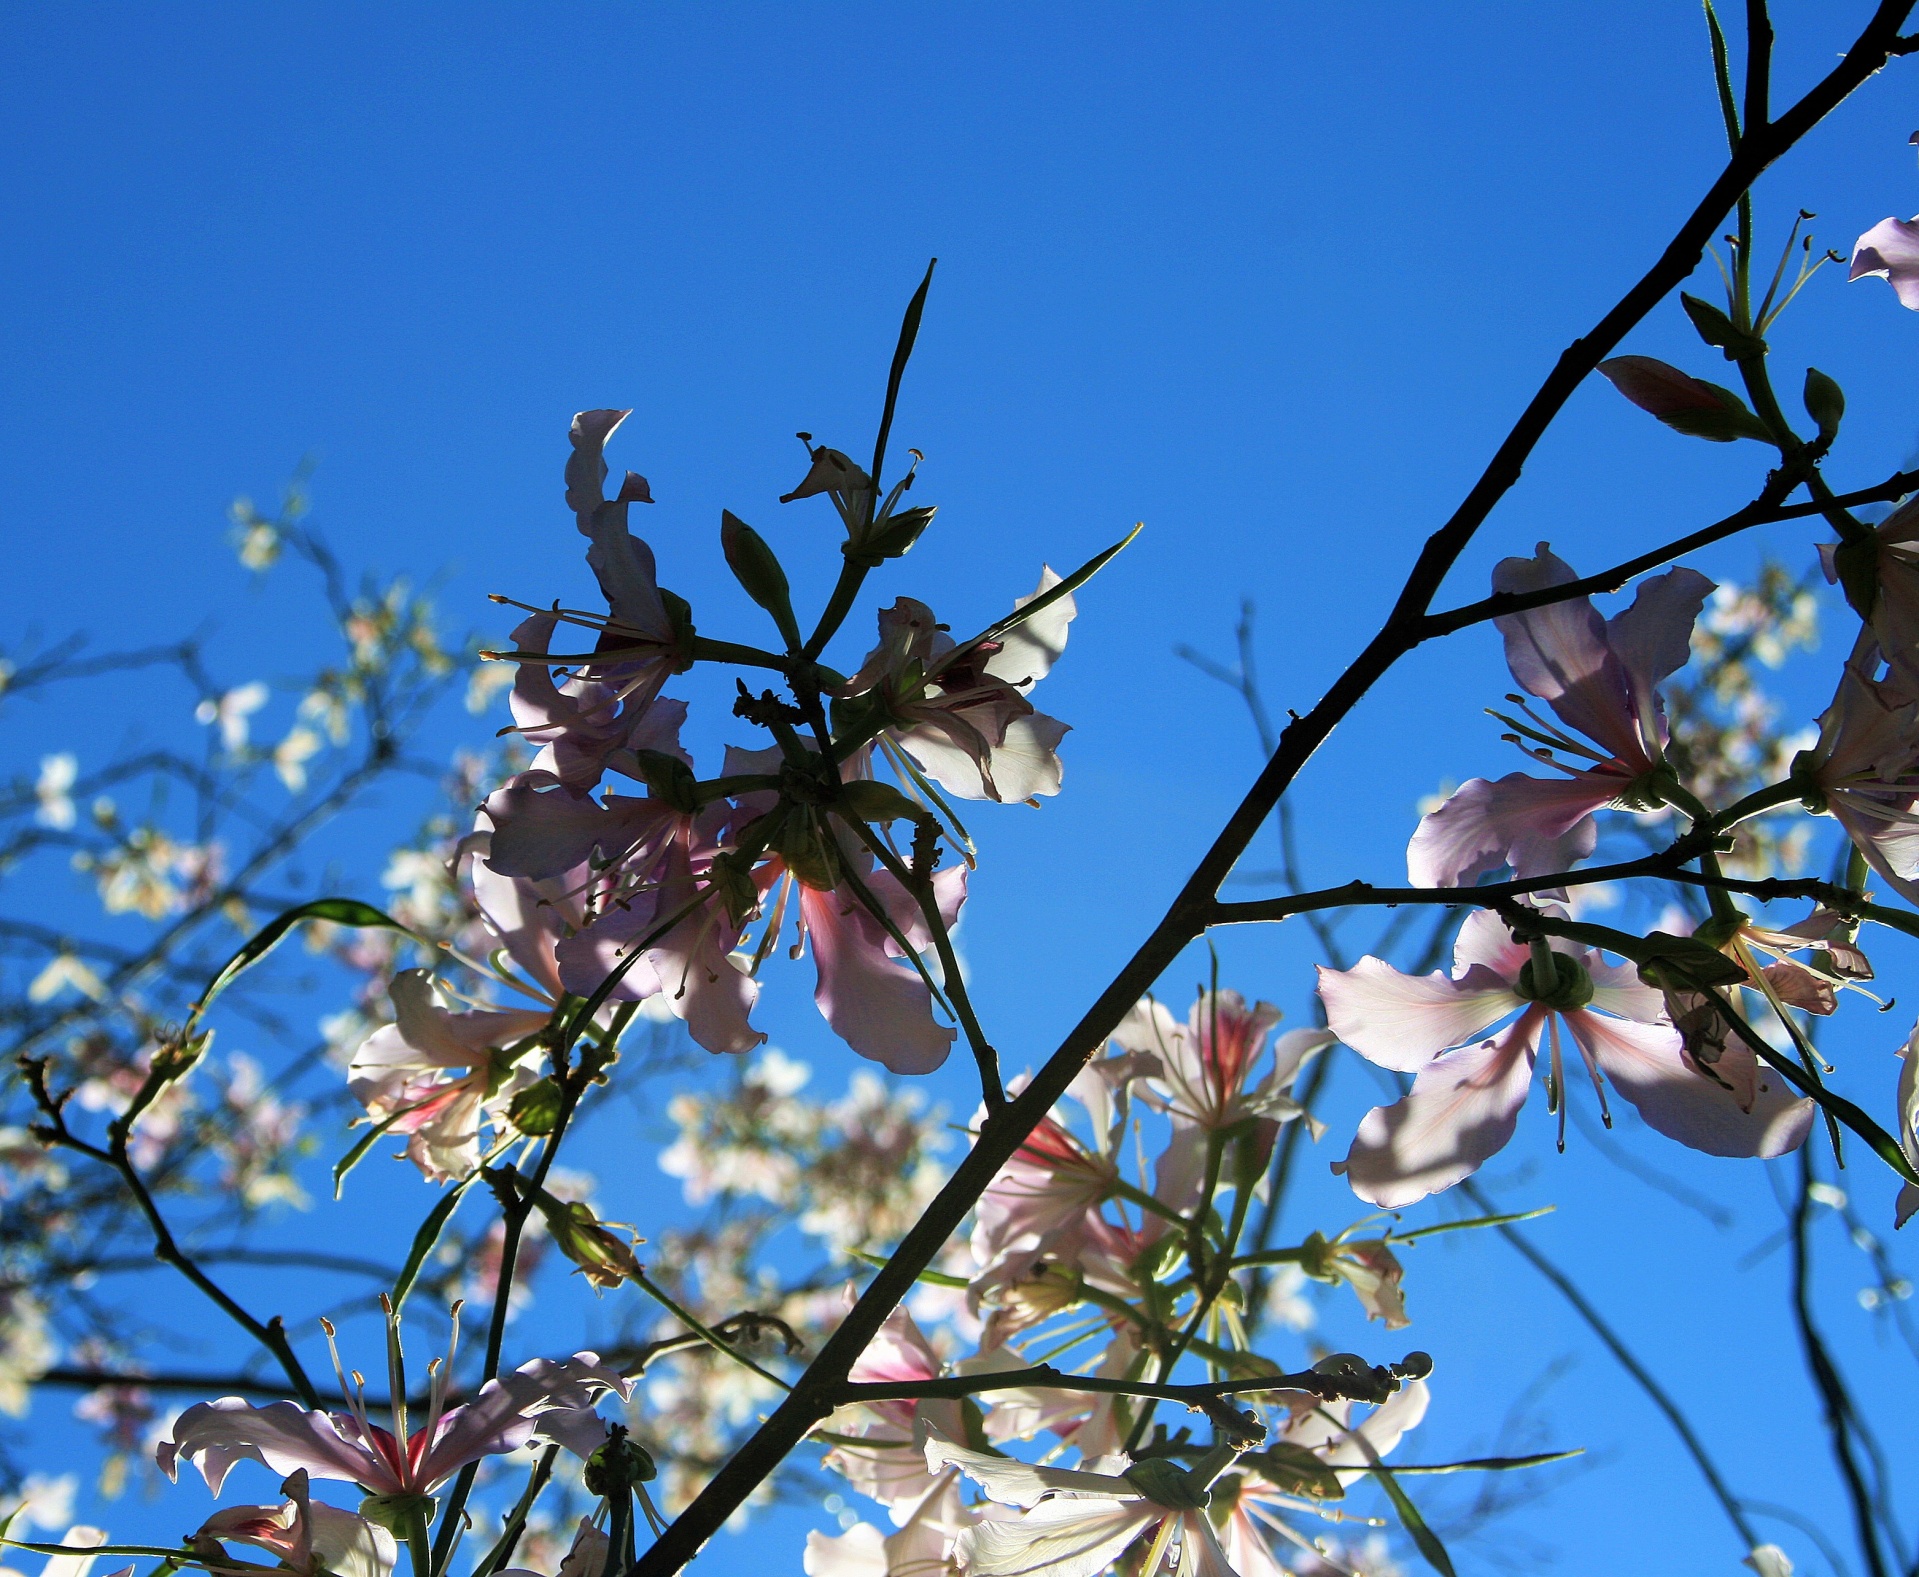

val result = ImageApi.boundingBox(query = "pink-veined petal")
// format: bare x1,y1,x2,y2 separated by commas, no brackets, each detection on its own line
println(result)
1317,958,1519,1073
1567,1010,1813,1158
1406,772,1608,889
1493,544,1641,763
158,1399,386,1496
1333,1015,1540,1207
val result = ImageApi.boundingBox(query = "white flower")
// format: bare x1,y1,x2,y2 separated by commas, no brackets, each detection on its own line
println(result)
195,682,269,752
34,754,76,830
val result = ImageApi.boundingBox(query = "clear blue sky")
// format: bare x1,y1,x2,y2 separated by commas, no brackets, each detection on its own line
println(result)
6,5,1919,1575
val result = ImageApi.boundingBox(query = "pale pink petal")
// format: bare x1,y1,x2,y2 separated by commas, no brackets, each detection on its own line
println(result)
1320,1378,1430,1484
1333,1015,1540,1207
1317,958,1519,1073
1604,567,1714,757
1492,544,1641,763
304,1505,398,1577
567,410,669,641
1586,956,1671,1024
1567,1010,1813,1158
956,1499,1158,1577
1449,908,1530,980
803,884,955,1075
852,1303,942,1386
803,1524,888,1577
157,1399,385,1496
1406,772,1608,889
985,567,1076,689
416,1354,628,1489
1851,216,1919,309
483,780,663,881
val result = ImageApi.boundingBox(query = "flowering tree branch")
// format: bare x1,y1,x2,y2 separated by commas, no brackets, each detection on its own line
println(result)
631,9,1919,1570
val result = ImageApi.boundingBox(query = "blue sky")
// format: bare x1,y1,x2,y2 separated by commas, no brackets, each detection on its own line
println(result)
6,4,1919,1575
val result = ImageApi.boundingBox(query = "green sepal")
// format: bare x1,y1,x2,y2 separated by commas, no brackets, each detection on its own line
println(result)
836,778,927,828
634,749,701,814
1680,292,1768,361
358,1494,437,1536
1658,381,1773,443
508,1079,565,1137
1237,1444,1345,1501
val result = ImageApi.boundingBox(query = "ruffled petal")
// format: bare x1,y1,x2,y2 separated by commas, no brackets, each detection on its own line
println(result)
1604,567,1714,755
803,884,955,1074
1317,958,1519,1073
1567,1010,1813,1158
1851,216,1919,309
1333,1016,1539,1207
1406,772,1609,889
158,1399,386,1496
1492,544,1641,763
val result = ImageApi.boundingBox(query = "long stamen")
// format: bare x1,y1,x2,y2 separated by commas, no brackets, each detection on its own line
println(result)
380,1294,409,1459
1568,1015,1613,1127
320,1317,374,1444
1499,696,1610,762
1547,1015,1567,1154
423,1301,463,1451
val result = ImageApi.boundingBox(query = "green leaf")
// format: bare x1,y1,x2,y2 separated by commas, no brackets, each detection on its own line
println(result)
391,1174,477,1310
1349,1430,1456,1577
187,898,412,1036
1390,1206,1554,1244
1388,1449,1584,1476
851,1250,969,1288
332,1097,437,1200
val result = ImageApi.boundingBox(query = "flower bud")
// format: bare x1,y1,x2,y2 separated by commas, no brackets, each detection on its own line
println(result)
530,1193,645,1292
1804,367,1845,440
719,511,801,650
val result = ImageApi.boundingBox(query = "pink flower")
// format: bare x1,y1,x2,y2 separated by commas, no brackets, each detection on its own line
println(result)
841,572,1076,805
1218,1383,1429,1577
821,1303,964,1520
159,1316,629,1498
921,1425,1238,1577
1408,546,1713,889
1320,910,1813,1207
347,971,551,1183
1819,507,1919,692
1851,216,1919,309
506,609,690,794
1798,652,1919,904
1115,993,1331,1215
483,775,764,1057
191,1471,394,1577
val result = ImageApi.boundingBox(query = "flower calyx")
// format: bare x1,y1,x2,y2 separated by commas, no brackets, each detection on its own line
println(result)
1513,950,1595,1011
584,1425,657,1495
356,1493,435,1538
1122,1456,1210,1510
